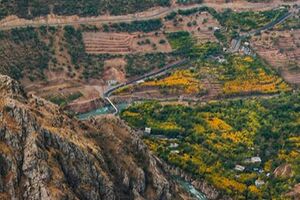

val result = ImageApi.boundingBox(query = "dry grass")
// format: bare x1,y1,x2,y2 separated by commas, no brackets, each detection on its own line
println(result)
251,30,300,85
83,31,172,54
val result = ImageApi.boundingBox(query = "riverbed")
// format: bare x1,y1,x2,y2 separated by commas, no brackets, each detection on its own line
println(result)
176,177,207,200
77,104,207,199
77,103,129,120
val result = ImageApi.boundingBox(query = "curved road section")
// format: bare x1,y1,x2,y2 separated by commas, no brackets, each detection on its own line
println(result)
103,59,189,114
230,7,299,52
0,2,299,30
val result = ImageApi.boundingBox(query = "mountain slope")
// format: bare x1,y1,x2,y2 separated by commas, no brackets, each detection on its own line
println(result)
0,74,186,200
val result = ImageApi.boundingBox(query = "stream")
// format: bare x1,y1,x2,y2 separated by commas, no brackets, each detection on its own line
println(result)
175,177,207,200
77,105,207,200
77,103,129,120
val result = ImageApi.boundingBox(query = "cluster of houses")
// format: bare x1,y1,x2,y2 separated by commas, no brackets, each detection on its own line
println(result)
145,127,266,187
235,156,267,187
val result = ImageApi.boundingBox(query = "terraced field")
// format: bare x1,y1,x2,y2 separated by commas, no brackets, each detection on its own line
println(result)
83,31,172,54
251,30,300,85
83,32,133,54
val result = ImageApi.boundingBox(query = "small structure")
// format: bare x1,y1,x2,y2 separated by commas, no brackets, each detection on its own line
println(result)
241,46,252,55
170,150,180,154
107,80,118,86
255,180,265,187
169,143,179,148
251,157,262,163
234,165,245,172
213,27,220,31
144,127,152,134
136,80,145,84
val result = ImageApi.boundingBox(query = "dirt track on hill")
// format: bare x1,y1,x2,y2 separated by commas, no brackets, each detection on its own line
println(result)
0,0,299,30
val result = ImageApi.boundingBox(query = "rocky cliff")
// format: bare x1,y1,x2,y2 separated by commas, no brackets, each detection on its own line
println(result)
0,75,189,200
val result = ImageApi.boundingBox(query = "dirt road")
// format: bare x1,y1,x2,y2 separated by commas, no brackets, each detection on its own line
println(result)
0,1,299,30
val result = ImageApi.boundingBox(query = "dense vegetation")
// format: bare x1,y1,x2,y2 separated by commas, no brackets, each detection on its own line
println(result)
47,92,83,106
176,0,203,5
63,26,106,80
0,0,170,19
166,31,221,58
0,27,51,80
169,6,289,42
104,19,163,33
275,15,300,30
121,93,300,199
217,7,289,32
123,54,289,97
125,53,176,77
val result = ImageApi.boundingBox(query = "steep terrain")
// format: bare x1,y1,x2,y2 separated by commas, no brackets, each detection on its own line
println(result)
0,74,188,200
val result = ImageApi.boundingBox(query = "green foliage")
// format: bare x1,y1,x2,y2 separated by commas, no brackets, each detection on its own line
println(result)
48,92,83,106
214,30,227,44
125,53,171,77
0,0,171,19
218,8,288,32
63,26,105,79
165,11,177,20
177,0,203,5
167,31,221,58
0,27,51,80
275,15,300,30
105,19,163,33
122,93,300,199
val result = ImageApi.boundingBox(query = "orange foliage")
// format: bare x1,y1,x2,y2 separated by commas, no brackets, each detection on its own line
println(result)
207,117,232,131
211,176,247,193
143,70,202,94
224,69,289,94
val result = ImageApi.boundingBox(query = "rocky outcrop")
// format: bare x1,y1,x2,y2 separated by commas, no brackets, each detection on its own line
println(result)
65,98,105,114
0,75,188,200
161,163,220,200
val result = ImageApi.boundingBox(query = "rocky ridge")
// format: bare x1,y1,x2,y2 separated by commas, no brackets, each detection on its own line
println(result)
0,74,189,200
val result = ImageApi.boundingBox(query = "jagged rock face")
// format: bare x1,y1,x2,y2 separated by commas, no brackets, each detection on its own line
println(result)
0,75,186,200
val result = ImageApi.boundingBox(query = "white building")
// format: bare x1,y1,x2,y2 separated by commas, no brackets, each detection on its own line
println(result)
170,150,180,154
251,157,262,163
107,80,118,86
169,143,179,148
255,180,265,187
234,165,245,172
145,127,152,134
136,80,145,84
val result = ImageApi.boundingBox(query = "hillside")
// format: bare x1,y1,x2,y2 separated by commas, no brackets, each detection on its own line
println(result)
0,0,170,19
121,94,300,199
0,74,189,200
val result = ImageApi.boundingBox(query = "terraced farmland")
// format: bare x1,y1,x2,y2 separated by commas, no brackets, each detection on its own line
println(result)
83,31,172,54
251,30,300,85
83,32,133,54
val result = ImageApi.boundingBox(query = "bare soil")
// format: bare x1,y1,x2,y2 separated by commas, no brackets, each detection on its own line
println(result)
1,0,299,30
164,11,219,43
83,32,172,54
251,30,300,85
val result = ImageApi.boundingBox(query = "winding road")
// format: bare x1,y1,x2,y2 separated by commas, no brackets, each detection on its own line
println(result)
103,59,190,114
103,6,300,114
230,6,299,52
0,1,299,30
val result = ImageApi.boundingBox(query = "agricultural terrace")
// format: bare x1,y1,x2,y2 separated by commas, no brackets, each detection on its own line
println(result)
164,9,219,43
83,32,172,55
114,54,290,100
121,93,300,199
217,7,289,32
162,6,289,42
251,30,300,85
